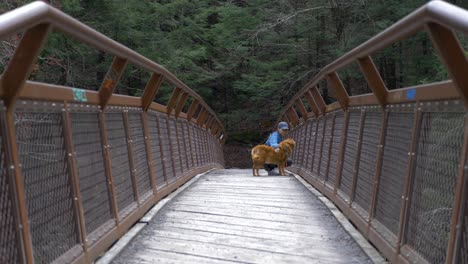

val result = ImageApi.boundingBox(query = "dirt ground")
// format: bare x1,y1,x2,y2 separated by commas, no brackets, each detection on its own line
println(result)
223,144,252,168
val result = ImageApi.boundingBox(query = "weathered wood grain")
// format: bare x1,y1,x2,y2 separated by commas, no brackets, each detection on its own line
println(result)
112,169,374,264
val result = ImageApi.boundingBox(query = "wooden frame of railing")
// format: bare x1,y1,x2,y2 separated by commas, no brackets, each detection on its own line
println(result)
279,1,468,264
0,2,225,264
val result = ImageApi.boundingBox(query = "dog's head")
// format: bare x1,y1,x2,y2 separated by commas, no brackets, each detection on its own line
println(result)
279,138,295,156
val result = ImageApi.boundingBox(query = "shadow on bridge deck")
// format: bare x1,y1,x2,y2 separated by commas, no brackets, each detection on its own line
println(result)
106,169,385,264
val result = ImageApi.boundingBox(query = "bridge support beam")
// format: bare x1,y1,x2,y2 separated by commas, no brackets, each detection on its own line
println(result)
426,23,468,110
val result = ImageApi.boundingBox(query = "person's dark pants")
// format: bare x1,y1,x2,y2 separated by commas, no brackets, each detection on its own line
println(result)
264,159,293,172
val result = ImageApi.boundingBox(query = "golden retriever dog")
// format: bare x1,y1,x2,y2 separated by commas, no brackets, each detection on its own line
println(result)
251,138,295,176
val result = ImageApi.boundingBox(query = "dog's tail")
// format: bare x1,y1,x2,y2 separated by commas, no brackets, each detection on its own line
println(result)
251,148,262,162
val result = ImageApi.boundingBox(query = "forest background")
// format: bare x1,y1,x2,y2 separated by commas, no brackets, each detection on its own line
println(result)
1,0,467,167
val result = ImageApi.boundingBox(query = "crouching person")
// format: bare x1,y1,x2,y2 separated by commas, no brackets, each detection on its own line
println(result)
264,121,293,176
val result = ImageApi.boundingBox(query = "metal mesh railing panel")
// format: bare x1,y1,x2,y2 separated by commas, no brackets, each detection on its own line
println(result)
319,114,334,180
191,125,200,167
168,118,182,178
188,125,196,167
305,120,317,172
200,130,207,165
354,112,382,217
327,111,344,189
406,112,464,263
69,112,113,238
290,129,299,165
199,128,206,166
297,125,306,167
0,114,20,264
147,112,166,190
15,106,79,263
375,112,414,238
313,118,324,177
302,124,310,168
182,121,193,169
339,111,361,200
177,120,188,172
158,115,176,183
128,113,152,201
105,112,134,216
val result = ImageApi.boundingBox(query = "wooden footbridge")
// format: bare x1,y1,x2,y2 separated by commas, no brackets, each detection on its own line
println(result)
0,1,467,264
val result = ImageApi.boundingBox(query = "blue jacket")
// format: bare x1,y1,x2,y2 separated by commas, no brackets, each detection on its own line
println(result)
265,131,283,148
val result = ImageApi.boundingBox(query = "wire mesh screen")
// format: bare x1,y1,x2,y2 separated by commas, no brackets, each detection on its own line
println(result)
374,112,414,242
199,129,206,166
15,104,79,263
290,129,299,165
300,124,309,168
191,125,200,167
105,112,135,217
313,118,325,177
183,121,194,169
192,126,203,167
327,111,344,189
128,112,152,202
158,115,176,183
147,112,166,190
208,134,214,164
301,124,309,167
297,127,304,168
405,112,464,263
168,117,182,178
177,120,189,172
296,125,305,167
69,111,113,241
319,114,334,181
0,114,20,264
199,128,207,165
458,195,468,264
353,111,382,217
339,110,361,200
305,120,317,172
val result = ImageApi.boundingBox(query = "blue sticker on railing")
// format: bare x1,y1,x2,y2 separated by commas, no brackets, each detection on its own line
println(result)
406,89,416,100
73,88,87,102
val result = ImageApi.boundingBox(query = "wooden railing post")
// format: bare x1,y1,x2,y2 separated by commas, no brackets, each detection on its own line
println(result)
305,90,320,117
0,23,52,264
141,112,158,193
295,99,309,121
98,112,120,224
357,56,388,107
123,111,140,204
426,23,468,110
98,57,127,110
350,110,366,203
369,111,388,219
397,109,422,253
310,87,327,115
447,115,468,263
326,72,349,111
175,93,189,118
334,110,350,194
166,87,182,116
62,102,88,254
141,73,163,112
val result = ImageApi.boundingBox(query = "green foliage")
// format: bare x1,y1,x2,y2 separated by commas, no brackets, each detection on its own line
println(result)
1,0,466,142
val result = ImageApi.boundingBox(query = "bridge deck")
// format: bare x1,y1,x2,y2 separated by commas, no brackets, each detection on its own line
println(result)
111,169,376,264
